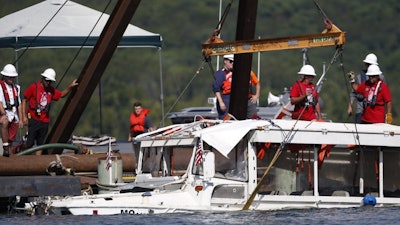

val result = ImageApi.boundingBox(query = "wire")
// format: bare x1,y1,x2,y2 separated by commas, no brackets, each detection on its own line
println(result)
56,0,112,88
13,0,70,65
159,59,209,126
313,0,332,27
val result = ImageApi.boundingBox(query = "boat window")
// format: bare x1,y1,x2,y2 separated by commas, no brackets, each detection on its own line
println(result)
140,146,192,177
141,147,164,177
193,138,248,182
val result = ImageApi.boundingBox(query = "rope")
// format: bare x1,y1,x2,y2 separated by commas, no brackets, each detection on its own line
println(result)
159,59,209,126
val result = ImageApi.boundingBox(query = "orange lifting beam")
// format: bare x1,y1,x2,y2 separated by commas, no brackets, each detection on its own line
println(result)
202,24,345,57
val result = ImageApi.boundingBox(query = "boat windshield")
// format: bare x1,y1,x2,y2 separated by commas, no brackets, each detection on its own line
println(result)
193,138,248,182
140,146,192,177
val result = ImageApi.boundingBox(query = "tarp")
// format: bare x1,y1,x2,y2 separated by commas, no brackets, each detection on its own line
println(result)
0,0,162,50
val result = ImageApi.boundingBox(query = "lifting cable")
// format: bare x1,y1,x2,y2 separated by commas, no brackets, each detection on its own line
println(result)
215,0,233,35
313,0,333,30
159,60,209,126
13,0,70,65
56,0,112,88
161,1,234,125
314,0,362,146
11,0,112,89
315,0,365,192
204,0,233,75
336,46,362,147
315,45,343,93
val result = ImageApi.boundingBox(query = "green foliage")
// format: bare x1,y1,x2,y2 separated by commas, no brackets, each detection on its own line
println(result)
0,0,399,140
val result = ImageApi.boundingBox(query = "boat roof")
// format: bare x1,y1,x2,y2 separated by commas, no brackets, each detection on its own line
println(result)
136,119,400,157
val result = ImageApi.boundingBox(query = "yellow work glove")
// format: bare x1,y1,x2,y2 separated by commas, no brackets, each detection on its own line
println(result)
385,113,393,124
347,71,355,83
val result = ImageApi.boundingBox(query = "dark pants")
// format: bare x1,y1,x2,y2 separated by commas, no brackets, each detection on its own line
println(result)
247,98,258,119
217,94,230,119
26,119,49,148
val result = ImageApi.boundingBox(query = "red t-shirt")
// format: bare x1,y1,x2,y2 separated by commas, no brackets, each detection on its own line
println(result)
290,81,319,121
357,80,391,123
24,81,62,123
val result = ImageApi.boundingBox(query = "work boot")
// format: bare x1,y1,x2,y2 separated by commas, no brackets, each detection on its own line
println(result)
3,145,9,157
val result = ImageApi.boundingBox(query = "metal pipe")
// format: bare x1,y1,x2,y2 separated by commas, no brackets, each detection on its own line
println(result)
16,143,79,156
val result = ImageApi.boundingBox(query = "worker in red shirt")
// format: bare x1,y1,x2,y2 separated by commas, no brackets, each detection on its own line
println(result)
290,64,321,121
21,68,78,155
350,64,392,124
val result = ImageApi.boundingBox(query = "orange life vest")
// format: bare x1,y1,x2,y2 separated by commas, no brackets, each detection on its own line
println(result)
221,71,232,95
129,109,150,133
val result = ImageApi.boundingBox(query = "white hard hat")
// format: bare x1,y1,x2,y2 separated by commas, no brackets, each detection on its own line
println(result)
1,64,18,77
223,54,234,61
298,64,316,76
363,53,378,65
365,64,382,76
41,68,56,81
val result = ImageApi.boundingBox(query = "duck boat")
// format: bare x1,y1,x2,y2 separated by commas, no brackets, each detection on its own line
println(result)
34,118,400,215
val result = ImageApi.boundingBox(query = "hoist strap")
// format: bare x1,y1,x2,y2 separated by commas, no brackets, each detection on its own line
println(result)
214,0,233,36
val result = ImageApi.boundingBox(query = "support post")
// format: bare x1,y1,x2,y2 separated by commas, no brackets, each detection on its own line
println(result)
229,0,258,120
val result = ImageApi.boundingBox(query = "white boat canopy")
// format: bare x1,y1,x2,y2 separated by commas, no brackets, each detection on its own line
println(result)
0,0,162,50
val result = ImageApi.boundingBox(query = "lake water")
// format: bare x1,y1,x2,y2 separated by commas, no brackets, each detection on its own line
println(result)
1,206,399,225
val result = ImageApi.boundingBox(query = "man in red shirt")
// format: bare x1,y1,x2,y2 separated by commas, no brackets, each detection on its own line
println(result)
350,64,392,124
290,64,321,121
21,68,78,155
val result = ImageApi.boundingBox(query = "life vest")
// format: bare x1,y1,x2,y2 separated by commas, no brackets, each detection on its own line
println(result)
130,109,150,133
30,82,52,115
221,70,232,95
0,80,19,110
296,81,318,107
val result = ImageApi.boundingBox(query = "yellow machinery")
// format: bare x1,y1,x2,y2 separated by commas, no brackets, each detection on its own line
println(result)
202,21,345,57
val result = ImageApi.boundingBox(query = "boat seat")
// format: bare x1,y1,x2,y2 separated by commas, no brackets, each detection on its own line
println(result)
331,190,350,197
301,190,314,196
269,190,288,195
367,192,379,197
134,174,180,189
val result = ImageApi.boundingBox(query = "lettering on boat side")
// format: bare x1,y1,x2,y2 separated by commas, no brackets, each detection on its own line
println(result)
120,209,154,214
121,209,141,214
